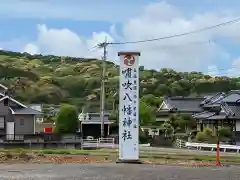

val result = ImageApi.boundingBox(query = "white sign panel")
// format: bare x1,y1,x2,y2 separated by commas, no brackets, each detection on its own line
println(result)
118,52,140,160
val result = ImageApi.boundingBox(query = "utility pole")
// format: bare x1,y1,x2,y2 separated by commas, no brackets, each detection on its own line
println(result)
98,38,108,138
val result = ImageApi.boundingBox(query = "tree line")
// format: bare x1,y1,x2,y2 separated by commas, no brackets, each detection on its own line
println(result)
0,50,239,117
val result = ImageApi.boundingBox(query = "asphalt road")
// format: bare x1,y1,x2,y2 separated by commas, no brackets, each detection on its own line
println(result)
0,163,239,180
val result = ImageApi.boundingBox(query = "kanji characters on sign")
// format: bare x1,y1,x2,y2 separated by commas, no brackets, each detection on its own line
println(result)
123,117,132,128
122,105,133,116
122,68,132,78
123,93,132,101
119,52,140,160
122,80,132,90
122,129,132,141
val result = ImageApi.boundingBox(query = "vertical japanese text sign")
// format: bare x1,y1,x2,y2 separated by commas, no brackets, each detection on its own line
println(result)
118,51,140,160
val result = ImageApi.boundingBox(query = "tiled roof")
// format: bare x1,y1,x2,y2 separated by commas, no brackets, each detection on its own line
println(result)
163,96,205,112
12,107,42,115
227,104,240,118
78,112,110,122
193,103,240,120
192,111,215,119
200,92,225,105
208,113,227,120
207,91,240,104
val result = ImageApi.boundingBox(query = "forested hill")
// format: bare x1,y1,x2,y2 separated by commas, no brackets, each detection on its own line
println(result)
0,50,239,112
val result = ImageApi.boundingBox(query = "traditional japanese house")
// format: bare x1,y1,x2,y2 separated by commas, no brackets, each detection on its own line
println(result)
156,96,205,121
193,90,240,142
144,96,206,135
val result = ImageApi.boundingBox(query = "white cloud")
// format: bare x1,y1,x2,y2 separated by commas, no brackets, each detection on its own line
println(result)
24,44,39,55
207,65,219,76
24,24,114,59
22,1,240,72
227,58,240,77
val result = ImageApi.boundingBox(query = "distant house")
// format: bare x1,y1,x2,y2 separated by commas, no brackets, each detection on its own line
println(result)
0,84,41,140
193,90,240,142
156,96,205,122
139,96,206,136
29,104,43,123
78,111,112,138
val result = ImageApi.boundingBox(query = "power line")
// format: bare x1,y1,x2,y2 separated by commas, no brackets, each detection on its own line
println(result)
137,39,214,50
90,34,240,53
107,17,240,45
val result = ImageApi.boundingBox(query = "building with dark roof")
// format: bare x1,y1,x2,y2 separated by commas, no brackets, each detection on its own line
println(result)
156,96,205,122
193,90,240,143
78,111,112,138
0,84,41,140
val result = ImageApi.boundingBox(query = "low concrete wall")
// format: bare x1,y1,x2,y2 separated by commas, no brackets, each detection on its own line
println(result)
0,142,82,149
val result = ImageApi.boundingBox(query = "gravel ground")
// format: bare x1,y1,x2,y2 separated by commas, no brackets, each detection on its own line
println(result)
0,163,239,180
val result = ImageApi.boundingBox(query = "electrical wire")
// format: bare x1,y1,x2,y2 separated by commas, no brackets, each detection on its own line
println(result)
107,17,240,45
89,16,240,77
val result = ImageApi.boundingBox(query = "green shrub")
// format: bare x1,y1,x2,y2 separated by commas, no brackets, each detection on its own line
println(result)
139,128,149,144
196,132,206,142
218,127,232,138
203,128,213,137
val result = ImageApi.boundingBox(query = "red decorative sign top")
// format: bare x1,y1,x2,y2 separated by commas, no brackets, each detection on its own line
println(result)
123,55,135,66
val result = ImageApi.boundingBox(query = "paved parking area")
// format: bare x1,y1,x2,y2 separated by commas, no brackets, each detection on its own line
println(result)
0,163,239,179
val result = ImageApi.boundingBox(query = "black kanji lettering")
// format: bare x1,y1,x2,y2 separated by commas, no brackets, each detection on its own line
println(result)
122,68,132,78
122,130,132,141
122,80,132,90
127,131,132,139
123,117,132,128
122,105,133,115
122,130,127,141
123,93,132,101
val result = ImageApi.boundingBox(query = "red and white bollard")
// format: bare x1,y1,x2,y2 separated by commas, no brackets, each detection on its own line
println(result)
216,139,222,166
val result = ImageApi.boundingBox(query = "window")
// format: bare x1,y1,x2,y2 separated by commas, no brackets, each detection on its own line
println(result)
0,117,4,128
3,99,8,106
20,119,24,125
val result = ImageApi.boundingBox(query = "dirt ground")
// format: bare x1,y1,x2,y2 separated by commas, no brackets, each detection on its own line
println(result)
0,153,225,167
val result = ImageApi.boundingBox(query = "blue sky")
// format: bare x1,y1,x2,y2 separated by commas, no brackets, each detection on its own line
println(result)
1,0,240,76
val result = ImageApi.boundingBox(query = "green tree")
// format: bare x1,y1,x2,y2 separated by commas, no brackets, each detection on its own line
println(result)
1,49,240,109
218,127,232,139
139,101,155,125
174,115,196,132
54,104,78,134
161,121,174,138
141,94,162,108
